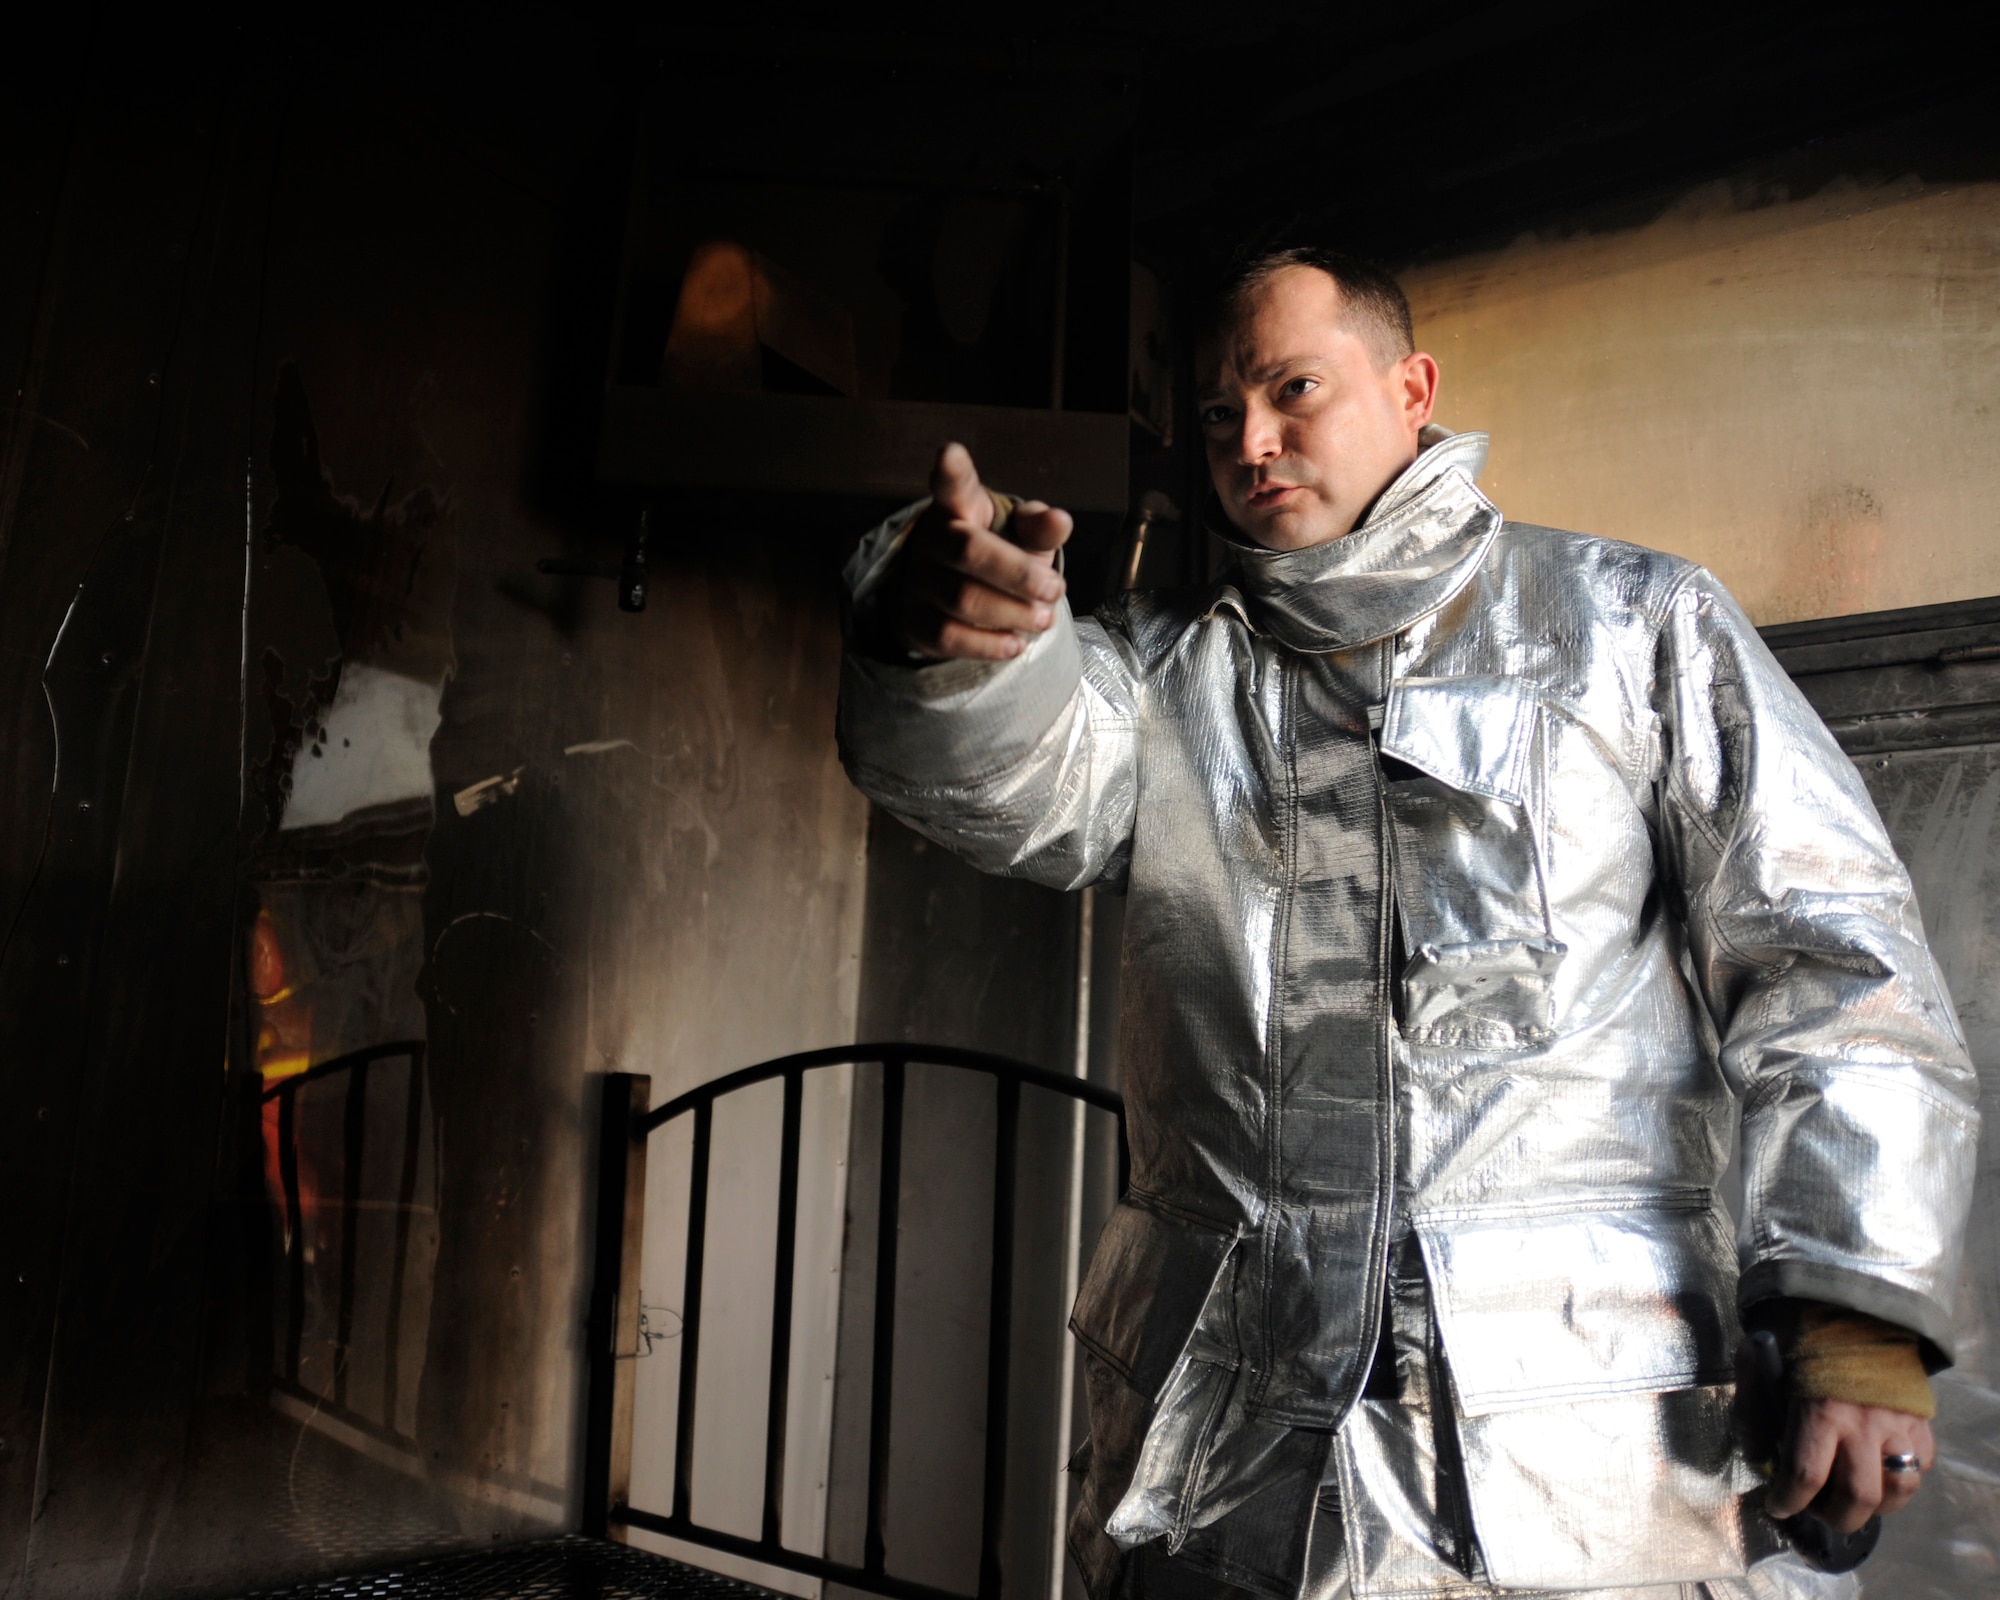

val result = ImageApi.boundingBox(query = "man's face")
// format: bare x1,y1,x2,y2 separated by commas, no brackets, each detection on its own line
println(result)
1197,265,1438,552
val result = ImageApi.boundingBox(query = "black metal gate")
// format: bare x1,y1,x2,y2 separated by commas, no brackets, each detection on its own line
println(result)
584,1045,1125,1600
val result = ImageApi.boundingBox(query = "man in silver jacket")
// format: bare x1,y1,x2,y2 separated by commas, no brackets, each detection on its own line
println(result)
835,248,1977,1599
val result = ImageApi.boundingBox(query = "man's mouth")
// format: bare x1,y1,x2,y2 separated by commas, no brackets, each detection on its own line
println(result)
1247,483,1300,509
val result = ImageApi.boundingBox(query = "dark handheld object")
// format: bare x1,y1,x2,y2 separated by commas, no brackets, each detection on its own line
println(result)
1743,1329,1882,1573
539,509,651,613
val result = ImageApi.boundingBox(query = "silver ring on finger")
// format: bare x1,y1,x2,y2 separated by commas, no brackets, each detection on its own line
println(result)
1883,1452,1923,1475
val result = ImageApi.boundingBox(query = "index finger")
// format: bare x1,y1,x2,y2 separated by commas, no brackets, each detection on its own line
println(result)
1011,498,1074,554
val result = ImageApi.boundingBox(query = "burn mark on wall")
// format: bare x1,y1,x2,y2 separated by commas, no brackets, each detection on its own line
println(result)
237,364,460,1473
266,363,456,686
256,361,457,840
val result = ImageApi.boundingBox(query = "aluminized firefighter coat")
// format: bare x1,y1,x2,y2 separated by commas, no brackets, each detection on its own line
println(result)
836,430,1978,1598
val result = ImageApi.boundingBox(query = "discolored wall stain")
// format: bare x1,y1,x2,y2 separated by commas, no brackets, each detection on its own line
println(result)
1793,481,1888,622
1404,179,2000,623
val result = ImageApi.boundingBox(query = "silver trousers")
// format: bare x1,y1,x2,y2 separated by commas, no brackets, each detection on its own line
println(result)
1113,1541,1855,1600
1076,1232,1855,1600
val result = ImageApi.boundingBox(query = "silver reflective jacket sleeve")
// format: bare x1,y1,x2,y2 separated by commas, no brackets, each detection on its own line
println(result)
837,502,1141,892
1657,567,1980,1359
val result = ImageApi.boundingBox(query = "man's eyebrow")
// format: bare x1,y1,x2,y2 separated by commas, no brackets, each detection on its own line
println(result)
1247,355,1327,383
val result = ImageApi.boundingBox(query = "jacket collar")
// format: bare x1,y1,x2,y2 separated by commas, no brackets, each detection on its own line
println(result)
1217,426,1500,653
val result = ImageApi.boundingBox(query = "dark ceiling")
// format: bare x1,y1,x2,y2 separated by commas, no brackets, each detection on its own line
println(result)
1124,0,1995,261
9,0,1989,567
628,1,1993,269
22,2,1981,277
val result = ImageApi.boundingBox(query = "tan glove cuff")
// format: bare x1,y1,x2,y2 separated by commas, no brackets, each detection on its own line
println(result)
1789,1304,1937,1418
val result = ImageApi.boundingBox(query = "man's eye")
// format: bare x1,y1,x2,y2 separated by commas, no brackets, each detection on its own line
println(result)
1199,405,1235,427
1280,377,1318,399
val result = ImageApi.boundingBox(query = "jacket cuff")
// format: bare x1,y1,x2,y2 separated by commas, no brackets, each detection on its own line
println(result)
1739,1258,1955,1373
838,598,1084,791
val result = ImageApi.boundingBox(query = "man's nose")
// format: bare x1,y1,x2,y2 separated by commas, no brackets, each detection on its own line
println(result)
1236,401,1281,465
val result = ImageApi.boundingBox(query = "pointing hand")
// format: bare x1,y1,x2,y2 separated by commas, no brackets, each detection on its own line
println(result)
884,443,1074,661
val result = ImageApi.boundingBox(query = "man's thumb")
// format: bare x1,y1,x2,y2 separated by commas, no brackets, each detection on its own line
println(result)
930,442,988,526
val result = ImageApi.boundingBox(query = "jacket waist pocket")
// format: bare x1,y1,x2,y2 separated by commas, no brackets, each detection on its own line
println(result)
1070,1193,1240,1402
1415,1199,1737,1413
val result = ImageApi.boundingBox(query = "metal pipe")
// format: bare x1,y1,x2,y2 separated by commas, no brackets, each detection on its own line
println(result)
978,1075,1021,1600
333,1058,372,1406
1119,491,1180,593
672,1100,713,1524
762,1068,804,1546
383,1046,426,1427
1047,889,1094,1600
865,1056,907,1576
279,1085,305,1383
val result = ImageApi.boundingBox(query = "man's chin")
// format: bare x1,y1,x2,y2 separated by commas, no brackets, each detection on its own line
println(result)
1235,505,1345,553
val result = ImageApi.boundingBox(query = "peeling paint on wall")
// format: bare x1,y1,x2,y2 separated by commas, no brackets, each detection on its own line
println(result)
452,767,524,817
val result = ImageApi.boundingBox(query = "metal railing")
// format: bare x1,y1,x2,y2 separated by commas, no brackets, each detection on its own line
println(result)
584,1044,1126,1600
264,1039,428,1441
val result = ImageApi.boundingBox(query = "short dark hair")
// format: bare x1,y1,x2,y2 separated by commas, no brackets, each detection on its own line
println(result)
1201,244,1415,368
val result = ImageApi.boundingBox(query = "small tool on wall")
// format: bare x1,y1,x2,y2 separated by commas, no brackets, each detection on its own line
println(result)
538,509,651,613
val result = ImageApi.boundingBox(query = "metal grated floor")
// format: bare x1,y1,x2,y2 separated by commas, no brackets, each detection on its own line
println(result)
225,1535,784,1599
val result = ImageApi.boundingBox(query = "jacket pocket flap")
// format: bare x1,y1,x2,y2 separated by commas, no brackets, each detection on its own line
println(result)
1070,1197,1238,1400
1453,1387,1749,1589
1380,677,1537,805
1417,1203,1736,1414
1406,935,1566,977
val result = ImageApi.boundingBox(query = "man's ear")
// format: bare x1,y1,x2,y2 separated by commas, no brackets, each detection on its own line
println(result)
1401,352,1440,432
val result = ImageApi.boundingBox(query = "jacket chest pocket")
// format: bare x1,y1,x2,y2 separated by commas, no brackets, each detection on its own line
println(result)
1379,678,1563,1048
